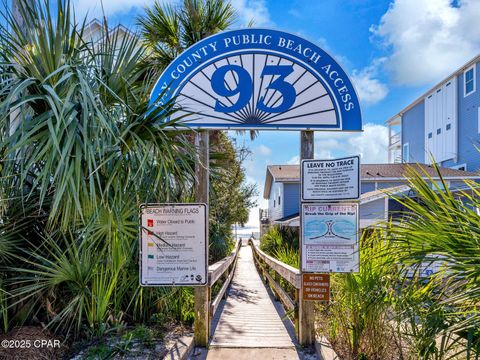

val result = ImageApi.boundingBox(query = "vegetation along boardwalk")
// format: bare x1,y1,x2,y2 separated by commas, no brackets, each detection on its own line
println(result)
210,244,296,349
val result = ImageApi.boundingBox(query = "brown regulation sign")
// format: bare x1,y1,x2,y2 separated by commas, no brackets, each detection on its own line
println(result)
302,273,330,301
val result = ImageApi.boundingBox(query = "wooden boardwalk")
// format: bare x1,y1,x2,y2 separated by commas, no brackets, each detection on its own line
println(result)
209,244,297,348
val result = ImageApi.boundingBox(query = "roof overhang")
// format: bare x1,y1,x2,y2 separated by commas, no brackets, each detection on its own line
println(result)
263,168,273,199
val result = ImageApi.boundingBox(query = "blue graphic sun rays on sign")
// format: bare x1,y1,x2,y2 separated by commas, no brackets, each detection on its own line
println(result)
150,28,362,131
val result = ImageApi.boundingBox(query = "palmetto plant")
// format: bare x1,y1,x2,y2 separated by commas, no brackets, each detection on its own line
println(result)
383,164,480,358
0,0,194,230
317,233,398,360
0,0,196,337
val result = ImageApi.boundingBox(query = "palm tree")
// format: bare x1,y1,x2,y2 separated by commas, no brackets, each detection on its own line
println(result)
138,0,237,75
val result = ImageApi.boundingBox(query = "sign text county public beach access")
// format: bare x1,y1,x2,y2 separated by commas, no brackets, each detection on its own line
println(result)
150,28,362,130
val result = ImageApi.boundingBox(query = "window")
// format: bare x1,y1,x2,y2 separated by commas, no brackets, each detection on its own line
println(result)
437,128,441,135
403,143,409,163
273,200,276,207
278,195,281,206
451,163,467,171
446,123,451,131
464,66,476,96
428,132,433,139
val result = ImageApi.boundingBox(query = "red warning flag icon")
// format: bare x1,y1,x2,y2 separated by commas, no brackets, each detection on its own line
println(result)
147,219,154,227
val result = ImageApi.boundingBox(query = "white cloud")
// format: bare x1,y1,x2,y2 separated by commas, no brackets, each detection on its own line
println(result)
347,124,389,163
230,0,271,26
256,144,272,156
315,123,389,163
371,0,480,86
287,124,388,164
315,37,388,105
351,58,389,105
73,0,271,27
73,0,160,17
287,155,299,165
315,148,334,159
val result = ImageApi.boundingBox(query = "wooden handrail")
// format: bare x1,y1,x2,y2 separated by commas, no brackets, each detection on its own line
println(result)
207,240,242,318
208,240,241,286
249,240,301,289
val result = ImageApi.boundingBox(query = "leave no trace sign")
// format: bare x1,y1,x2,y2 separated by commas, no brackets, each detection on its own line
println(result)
302,273,330,301
301,155,360,201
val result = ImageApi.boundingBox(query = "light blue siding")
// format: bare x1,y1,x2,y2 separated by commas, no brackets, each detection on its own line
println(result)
400,61,480,171
449,180,470,190
360,199,385,220
402,101,425,163
268,182,283,221
283,182,300,217
376,181,405,189
442,62,480,171
361,182,375,193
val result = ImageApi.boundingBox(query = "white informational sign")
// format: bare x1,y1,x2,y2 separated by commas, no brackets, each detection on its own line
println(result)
149,29,362,131
139,203,208,286
301,203,359,273
301,156,360,201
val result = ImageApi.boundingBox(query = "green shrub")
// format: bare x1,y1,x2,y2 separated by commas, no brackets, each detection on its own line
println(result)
260,226,283,254
273,246,299,269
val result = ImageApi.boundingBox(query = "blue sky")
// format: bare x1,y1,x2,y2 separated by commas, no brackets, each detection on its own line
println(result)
74,0,480,230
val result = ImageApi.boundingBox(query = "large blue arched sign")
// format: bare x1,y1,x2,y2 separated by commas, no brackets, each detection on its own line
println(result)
150,28,362,131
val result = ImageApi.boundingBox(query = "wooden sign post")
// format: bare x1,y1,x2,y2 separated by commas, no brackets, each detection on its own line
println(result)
194,131,210,346
298,130,316,345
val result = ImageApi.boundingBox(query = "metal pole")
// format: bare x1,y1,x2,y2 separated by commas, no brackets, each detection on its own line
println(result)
194,131,210,347
299,130,316,346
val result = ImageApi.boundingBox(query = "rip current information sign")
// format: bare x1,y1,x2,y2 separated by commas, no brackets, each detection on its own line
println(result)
301,203,359,273
139,203,208,286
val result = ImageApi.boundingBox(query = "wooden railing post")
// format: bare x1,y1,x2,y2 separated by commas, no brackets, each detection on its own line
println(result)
294,288,300,340
299,131,316,346
273,271,280,301
194,131,210,346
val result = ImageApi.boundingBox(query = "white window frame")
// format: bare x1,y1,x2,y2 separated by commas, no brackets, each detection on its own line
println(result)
478,107,480,134
451,163,467,171
403,142,409,163
464,65,476,97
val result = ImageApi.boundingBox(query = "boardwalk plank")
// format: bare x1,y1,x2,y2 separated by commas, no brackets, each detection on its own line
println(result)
209,245,296,348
